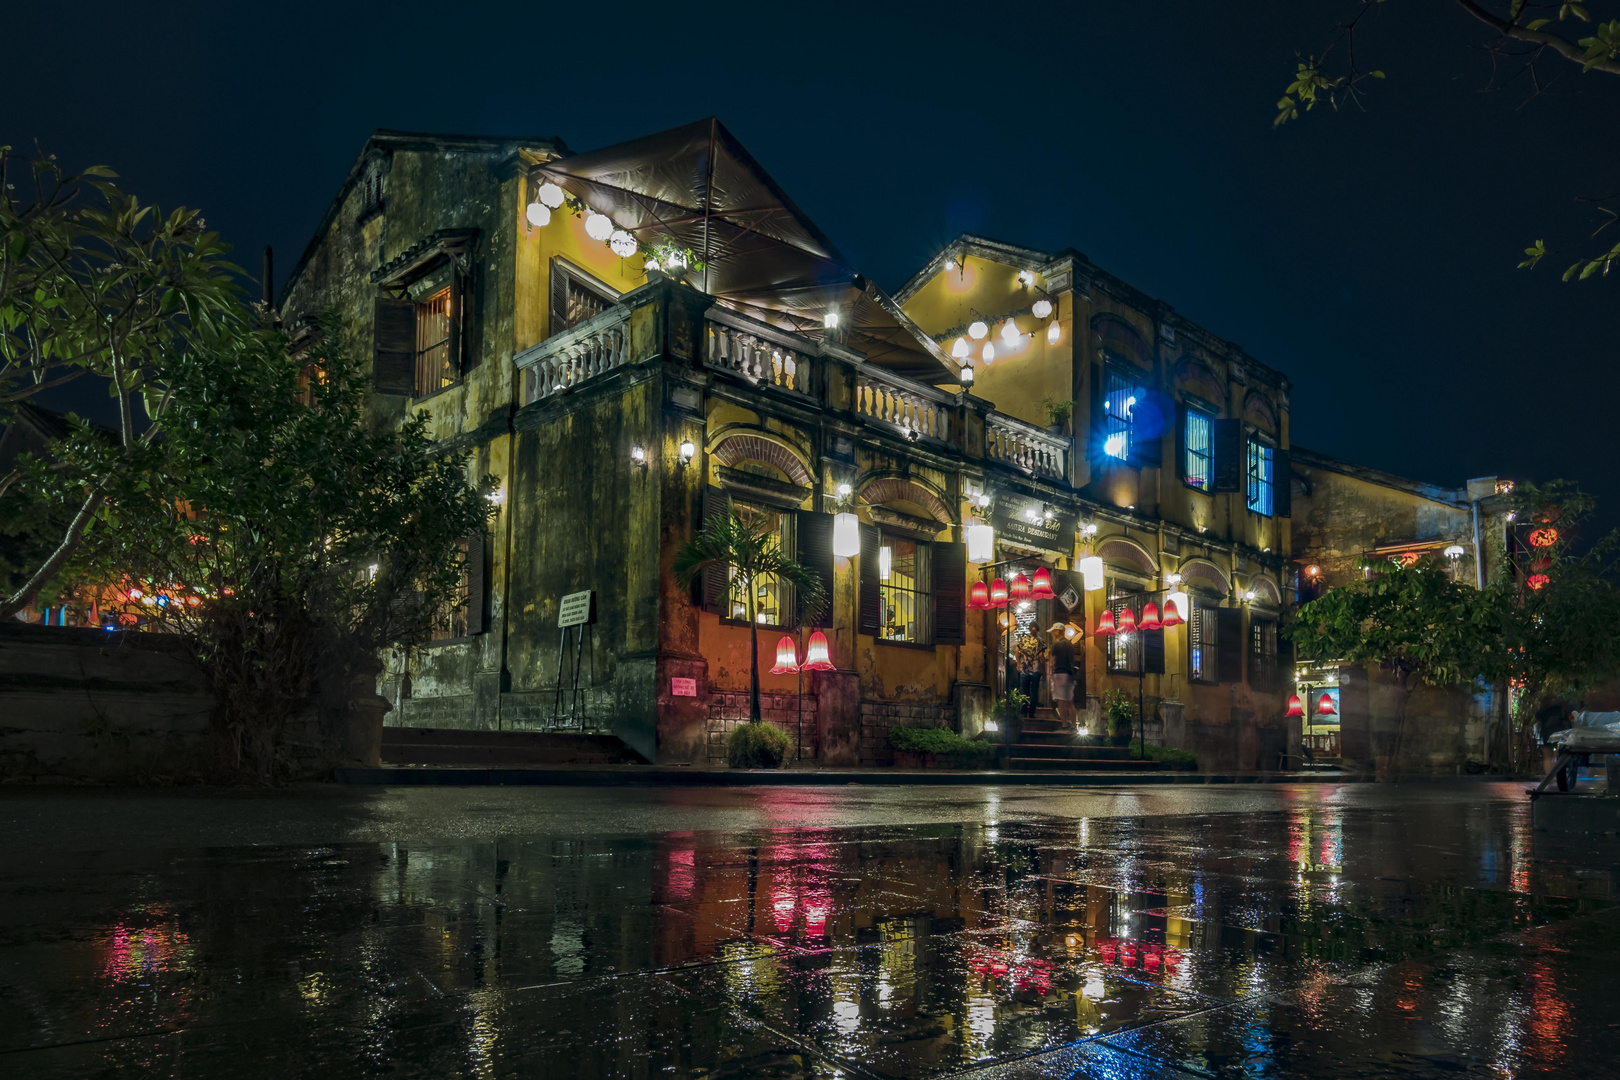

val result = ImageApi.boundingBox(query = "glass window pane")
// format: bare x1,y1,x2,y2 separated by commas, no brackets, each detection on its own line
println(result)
1246,439,1274,516
1185,410,1212,492
728,504,789,626
1104,367,1136,461
878,534,931,643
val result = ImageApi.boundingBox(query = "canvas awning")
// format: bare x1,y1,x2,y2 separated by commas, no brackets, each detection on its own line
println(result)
534,118,956,383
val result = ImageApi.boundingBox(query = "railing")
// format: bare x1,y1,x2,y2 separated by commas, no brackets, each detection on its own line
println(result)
856,366,956,443
704,308,815,396
515,303,634,404
987,412,1068,479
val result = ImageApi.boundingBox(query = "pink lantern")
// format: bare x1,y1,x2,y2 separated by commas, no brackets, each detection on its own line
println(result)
769,635,800,674
803,630,836,671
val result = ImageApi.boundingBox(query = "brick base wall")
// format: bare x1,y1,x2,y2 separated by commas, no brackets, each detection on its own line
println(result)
705,692,819,764
859,700,957,767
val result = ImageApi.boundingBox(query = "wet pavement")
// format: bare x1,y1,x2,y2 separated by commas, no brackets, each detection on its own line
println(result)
1,783,1617,1078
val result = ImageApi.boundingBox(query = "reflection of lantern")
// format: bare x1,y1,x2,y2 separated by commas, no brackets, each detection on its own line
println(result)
1096,609,1116,635
1315,692,1337,717
1162,596,1185,627
1140,601,1161,631
1527,573,1551,591
1529,528,1559,548
1286,694,1304,717
770,636,800,674
803,630,836,671
1117,606,1137,634
969,581,990,610
832,512,860,557
997,612,1014,630
1010,573,1031,601
1080,556,1105,592
1031,567,1055,600
990,578,1009,607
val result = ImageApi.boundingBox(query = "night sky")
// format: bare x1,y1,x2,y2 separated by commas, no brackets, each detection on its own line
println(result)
7,2,1617,530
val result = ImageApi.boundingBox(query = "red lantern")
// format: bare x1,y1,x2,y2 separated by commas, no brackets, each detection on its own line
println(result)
1117,606,1137,634
769,635,800,674
969,581,990,610
1139,601,1161,631
1315,692,1337,717
1286,694,1304,718
1096,609,1116,636
1527,573,1550,591
1009,572,1031,601
1031,567,1055,600
1161,598,1183,627
803,630,836,671
990,578,1009,608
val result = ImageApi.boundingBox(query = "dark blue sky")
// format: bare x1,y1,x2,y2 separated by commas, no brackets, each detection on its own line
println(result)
7,1,1617,527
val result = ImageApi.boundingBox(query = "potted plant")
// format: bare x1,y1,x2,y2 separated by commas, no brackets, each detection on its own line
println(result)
1103,689,1136,747
1042,397,1073,436
889,725,998,769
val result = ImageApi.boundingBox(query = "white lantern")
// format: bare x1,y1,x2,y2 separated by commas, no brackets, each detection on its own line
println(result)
879,546,892,581
968,320,988,340
526,202,551,228
1169,591,1190,622
609,230,637,257
823,312,840,330
584,212,613,241
832,511,860,558
965,522,994,563
1047,320,1061,345
1080,555,1105,592
959,363,974,385
951,336,970,359
537,182,566,209
1000,319,1020,344
1032,299,1053,319
1017,269,1036,287
982,342,995,363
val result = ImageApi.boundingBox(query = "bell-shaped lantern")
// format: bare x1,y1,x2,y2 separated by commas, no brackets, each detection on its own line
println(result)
1286,693,1304,718
1009,572,1031,602
990,578,1009,608
832,511,860,558
1096,609,1117,636
803,630,836,671
1161,597,1184,627
1117,606,1138,634
1031,567,1055,600
1139,601,1162,631
770,635,800,674
969,581,990,610
1315,692,1337,717
1165,592,1188,626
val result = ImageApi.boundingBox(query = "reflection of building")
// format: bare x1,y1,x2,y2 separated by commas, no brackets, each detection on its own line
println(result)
280,118,1316,769
1289,452,1515,772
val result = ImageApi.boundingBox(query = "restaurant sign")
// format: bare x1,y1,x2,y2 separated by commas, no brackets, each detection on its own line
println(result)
991,502,1076,554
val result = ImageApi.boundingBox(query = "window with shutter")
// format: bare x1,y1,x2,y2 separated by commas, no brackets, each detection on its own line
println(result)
430,539,471,641
1216,607,1243,683
858,524,881,635
1183,408,1215,492
549,258,616,337
795,511,836,628
1273,449,1292,517
699,489,732,614
876,533,931,643
931,541,967,646
722,502,792,627
1211,419,1244,494
372,296,417,395
464,533,489,636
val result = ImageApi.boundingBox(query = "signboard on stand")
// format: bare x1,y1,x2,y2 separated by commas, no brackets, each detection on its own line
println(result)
558,590,595,628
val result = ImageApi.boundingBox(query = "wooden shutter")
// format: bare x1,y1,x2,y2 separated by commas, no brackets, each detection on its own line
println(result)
1143,628,1165,675
1216,607,1243,683
549,261,569,338
373,296,416,395
446,267,463,377
700,489,732,614
795,510,835,628
1133,393,1163,469
1086,363,1105,467
464,533,487,634
1273,449,1292,517
1211,419,1243,494
931,541,967,646
1174,404,1188,484
858,523,881,635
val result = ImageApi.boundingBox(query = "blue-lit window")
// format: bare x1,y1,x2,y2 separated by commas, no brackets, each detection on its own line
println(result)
1184,409,1213,491
1246,438,1274,516
1103,368,1137,461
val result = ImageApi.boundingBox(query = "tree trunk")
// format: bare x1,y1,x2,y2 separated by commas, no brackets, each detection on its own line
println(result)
747,576,762,723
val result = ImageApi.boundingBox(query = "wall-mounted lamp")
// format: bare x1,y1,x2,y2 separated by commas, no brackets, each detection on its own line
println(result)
1242,589,1256,603
1017,269,1036,287
486,483,505,506
1444,544,1466,559
1165,572,1182,587
944,257,958,272
836,482,852,499
960,363,974,386
630,445,647,470
678,439,696,466
823,311,840,330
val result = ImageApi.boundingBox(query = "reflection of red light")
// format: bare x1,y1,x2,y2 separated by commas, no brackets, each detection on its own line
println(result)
1099,940,1116,963
803,905,828,936
1528,573,1550,590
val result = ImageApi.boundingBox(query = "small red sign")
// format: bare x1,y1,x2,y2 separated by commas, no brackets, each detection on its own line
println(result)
670,677,698,697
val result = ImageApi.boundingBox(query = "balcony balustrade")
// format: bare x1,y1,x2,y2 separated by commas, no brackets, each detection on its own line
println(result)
986,412,1068,480
855,366,956,444
703,308,814,397
516,304,633,404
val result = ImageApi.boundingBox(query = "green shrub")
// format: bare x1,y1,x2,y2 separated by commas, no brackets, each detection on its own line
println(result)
1102,689,1136,747
728,721,792,769
888,725,998,766
1130,742,1198,771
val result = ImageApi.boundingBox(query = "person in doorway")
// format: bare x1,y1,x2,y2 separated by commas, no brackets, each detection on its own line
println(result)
1016,638,1044,717
1050,633,1076,729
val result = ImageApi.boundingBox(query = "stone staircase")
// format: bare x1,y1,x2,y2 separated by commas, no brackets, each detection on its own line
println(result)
1005,708,1162,772
381,726,645,766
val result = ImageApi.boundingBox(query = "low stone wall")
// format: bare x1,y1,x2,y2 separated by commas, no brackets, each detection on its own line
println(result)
705,691,819,763
859,700,958,767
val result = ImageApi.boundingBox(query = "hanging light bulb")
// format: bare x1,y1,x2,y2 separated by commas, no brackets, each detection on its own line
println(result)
609,229,637,257
1046,320,1061,345
982,342,996,364
1000,319,1021,344
1031,299,1053,319
1010,572,1031,601
1140,601,1162,631
969,581,990,610
770,636,801,674
965,522,994,563
1031,567,1055,600
1316,692,1338,716
803,630,836,671
537,181,566,209
584,212,614,241
832,512,860,558
526,201,551,227
1117,606,1138,634
951,336,970,359
968,320,988,340
1096,609,1117,636
985,579,1006,610
1286,693,1305,718
1080,556,1105,592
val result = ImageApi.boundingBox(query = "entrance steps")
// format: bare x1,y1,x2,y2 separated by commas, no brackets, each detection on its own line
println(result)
1004,708,1164,772
381,726,644,766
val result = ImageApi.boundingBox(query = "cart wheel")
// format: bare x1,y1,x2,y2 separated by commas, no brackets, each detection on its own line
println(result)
1556,761,1575,791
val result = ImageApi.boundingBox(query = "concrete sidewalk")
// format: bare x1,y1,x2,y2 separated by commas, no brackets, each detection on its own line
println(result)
335,764,1357,786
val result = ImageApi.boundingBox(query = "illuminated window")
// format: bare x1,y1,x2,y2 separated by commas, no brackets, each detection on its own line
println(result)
1250,617,1277,687
879,534,932,644
414,287,455,397
431,538,470,641
550,259,615,336
1103,366,1137,461
726,504,793,627
1106,595,1142,672
1184,408,1213,492
1188,596,1218,682
1246,438,1274,516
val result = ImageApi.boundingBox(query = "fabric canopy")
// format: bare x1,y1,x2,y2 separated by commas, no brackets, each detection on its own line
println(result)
536,118,955,383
